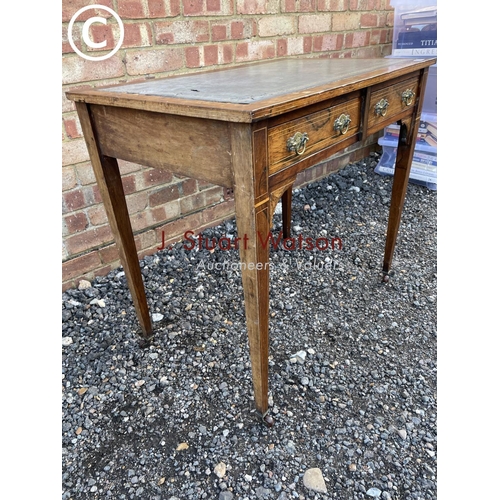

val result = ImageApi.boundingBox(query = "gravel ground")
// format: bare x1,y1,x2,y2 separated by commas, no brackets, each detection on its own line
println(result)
62,153,437,500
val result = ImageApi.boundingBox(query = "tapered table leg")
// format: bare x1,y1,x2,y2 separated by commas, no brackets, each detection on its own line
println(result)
281,186,293,239
231,124,273,426
382,116,419,278
75,102,153,337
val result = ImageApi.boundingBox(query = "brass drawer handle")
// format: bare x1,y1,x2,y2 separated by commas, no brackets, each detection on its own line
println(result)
374,98,389,117
334,113,351,135
286,131,309,156
401,89,415,106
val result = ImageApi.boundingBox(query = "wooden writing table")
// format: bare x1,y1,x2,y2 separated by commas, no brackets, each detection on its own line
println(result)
67,56,436,426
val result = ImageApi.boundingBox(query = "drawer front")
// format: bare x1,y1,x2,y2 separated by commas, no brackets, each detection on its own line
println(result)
367,76,419,131
268,97,361,175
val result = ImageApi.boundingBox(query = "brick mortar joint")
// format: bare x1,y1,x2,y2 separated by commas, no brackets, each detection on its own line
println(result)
62,10,395,36
62,13,393,40
62,198,234,262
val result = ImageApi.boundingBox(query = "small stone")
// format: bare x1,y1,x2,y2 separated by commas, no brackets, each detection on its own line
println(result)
255,486,271,498
292,350,307,361
152,313,164,322
219,492,234,500
62,337,73,346
244,474,252,482
176,442,189,451
303,468,327,494
301,377,309,386
214,462,226,478
397,429,407,440
367,487,382,497
349,186,360,193
349,464,356,472
78,279,91,289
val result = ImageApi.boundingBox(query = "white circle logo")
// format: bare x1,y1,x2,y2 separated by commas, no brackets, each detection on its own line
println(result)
68,5,124,61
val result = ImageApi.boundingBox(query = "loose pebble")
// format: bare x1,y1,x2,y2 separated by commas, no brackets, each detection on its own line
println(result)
367,487,382,497
78,280,91,289
214,462,226,478
303,468,327,494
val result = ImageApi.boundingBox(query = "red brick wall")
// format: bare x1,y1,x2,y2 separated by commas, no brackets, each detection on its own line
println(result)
62,0,395,290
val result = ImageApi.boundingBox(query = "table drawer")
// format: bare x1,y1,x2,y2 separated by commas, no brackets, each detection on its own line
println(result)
367,76,419,131
268,96,361,175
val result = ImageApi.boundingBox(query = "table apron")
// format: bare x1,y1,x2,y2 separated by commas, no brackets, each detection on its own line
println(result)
89,104,234,189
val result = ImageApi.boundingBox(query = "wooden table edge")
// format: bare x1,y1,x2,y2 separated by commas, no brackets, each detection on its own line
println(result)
65,57,436,124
